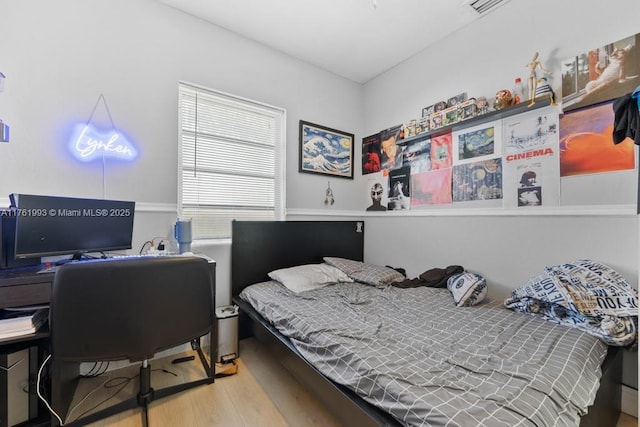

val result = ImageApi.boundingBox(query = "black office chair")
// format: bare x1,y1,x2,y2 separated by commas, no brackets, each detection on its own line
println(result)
47,256,215,426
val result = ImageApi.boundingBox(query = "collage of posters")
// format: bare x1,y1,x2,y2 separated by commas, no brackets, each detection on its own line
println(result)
361,31,638,212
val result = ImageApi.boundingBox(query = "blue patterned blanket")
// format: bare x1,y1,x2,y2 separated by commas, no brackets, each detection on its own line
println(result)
504,260,638,346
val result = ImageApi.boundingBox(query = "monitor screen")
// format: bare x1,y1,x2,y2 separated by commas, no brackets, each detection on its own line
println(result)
10,194,135,259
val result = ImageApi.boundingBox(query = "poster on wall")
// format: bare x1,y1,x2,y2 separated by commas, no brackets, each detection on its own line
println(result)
561,33,639,112
387,166,411,210
365,172,388,211
430,131,453,169
452,158,503,202
559,100,635,177
402,135,431,173
299,120,354,179
502,107,559,153
362,133,382,175
503,146,560,208
380,125,404,171
452,121,502,165
410,169,453,206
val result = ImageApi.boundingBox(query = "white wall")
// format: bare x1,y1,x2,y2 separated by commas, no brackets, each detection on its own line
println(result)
4,0,635,304
359,0,639,392
0,0,364,304
352,0,640,301
1,0,637,395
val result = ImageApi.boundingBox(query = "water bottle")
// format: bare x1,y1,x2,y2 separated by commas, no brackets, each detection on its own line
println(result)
512,77,526,105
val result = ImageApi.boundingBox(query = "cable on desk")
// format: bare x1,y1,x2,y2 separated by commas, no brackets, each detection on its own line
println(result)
139,241,152,254
139,236,172,255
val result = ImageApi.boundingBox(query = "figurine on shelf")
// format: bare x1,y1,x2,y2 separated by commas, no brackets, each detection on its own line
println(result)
532,76,557,106
493,89,513,110
475,97,490,115
525,52,552,107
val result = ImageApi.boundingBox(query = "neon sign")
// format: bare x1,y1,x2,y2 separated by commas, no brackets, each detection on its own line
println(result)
69,124,138,162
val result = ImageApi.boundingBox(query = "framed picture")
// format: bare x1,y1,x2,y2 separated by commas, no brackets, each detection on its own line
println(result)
299,121,354,179
561,32,639,112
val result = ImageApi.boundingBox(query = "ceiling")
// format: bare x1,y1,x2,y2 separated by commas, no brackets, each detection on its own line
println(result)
159,0,511,84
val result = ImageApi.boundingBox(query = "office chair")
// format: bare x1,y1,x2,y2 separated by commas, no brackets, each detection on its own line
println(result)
48,256,215,426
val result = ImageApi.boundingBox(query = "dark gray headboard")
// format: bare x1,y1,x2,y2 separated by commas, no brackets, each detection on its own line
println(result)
231,220,364,296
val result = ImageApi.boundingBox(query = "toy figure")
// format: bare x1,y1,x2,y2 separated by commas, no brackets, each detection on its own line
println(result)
525,52,552,107
533,77,557,106
493,89,513,110
475,97,490,115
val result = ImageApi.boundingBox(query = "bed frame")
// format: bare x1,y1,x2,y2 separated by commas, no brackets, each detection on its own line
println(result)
230,220,622,427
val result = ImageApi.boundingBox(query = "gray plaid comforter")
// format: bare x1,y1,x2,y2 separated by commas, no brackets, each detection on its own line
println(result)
240,281,608,427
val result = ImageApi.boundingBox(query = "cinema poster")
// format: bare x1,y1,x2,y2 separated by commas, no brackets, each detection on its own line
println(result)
503,145,560,208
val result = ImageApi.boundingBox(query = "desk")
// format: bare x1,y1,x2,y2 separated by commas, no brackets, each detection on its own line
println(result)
0,258,216,426
0,265,52,347
0,265,53,311
0,265,52,426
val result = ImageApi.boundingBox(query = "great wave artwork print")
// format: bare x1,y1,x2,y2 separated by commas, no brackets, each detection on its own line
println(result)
299,121,354,179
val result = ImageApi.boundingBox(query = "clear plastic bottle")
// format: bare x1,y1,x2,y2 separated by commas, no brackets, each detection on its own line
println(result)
512,77,526,105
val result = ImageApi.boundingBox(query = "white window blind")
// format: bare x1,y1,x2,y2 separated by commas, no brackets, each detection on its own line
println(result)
178,83,285,239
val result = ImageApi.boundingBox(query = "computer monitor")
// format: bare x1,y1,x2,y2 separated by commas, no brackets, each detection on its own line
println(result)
10,194,135,261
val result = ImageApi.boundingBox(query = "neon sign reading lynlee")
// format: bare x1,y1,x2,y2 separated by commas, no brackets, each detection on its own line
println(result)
69,124,138,162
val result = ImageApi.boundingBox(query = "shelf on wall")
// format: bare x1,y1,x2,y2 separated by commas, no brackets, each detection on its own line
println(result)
398,98,555,145
287,205,637,218
360,96,636,216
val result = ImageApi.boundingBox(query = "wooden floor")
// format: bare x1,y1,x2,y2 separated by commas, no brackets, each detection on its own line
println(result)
69,337,340,427
618,413,639,427
56,337,637,427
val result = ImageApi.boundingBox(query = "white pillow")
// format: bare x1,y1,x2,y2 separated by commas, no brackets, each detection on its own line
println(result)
447,272,487,307
268,263,353,293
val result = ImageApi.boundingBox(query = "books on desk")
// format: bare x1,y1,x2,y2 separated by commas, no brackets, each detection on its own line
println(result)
0,306,49,340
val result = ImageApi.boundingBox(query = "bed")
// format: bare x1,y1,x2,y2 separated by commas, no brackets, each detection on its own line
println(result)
230,220,622,427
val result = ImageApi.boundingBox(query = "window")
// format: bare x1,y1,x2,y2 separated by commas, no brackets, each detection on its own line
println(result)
178,82,285,239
